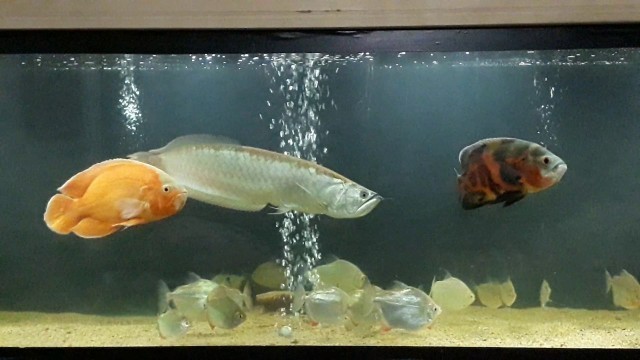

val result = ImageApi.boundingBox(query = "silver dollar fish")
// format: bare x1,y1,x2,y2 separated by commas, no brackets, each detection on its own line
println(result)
129,134,381,218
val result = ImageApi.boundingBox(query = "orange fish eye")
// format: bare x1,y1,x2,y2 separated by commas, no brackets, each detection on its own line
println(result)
163,185,171,192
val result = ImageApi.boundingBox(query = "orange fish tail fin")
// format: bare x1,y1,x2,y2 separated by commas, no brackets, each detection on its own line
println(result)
44,194,78,234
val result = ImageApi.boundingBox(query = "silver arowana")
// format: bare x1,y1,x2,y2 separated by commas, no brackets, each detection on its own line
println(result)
129,134,381,219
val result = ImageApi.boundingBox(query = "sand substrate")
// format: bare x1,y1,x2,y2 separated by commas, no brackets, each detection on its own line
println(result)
0,307,638,348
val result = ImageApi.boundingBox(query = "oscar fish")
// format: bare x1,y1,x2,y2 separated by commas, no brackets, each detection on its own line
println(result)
128,134,381,219
44,159,187,238
456,137,567,209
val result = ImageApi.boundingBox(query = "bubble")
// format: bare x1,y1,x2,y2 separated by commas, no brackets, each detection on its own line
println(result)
117,55,145,147
263,54,335,318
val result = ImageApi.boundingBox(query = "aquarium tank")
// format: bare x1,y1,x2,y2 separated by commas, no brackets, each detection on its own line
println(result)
0,27,639,351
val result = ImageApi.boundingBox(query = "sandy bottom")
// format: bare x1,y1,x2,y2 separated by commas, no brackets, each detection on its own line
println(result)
0,307,638,348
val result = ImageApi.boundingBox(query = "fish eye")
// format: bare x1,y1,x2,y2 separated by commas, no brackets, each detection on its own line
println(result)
163,185,171,192
543,157,550,165
359,191,369,199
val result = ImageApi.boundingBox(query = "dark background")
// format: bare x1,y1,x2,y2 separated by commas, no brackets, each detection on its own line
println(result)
0,49,638,314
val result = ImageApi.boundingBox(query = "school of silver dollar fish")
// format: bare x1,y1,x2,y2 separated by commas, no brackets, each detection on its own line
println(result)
157,258,640,340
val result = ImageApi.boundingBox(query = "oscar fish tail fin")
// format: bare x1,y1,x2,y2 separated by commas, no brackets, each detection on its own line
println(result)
44,194,79,235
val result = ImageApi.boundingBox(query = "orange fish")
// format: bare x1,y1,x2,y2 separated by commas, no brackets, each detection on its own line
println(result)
456,138,567,209
44,159,188,238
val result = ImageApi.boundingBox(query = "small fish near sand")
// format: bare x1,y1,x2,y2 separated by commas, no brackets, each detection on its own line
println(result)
456,137,567,209
474,282,504,309
429,272,475,311
251,260,287,294
605,270,640,310
44,159,187,238
475,278,517,309
304,286,352,326
540,279,552,308
157,307,191,340
206,284,247,330
499,277,517,307
156,273,251,338
158,273,219,322
374,281,442,331
128,134,381,218
309,259,369,295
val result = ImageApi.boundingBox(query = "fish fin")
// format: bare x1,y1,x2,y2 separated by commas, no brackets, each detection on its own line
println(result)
186,187,266,212
323,254,341,263
292,284,306,313
297,182,330,211
605,270,612,293
389,280,409,291
43,194,78,235
157,280,171,314
498,163,522,185
117,199,148,220
116,218,147,228
429,276,436,297
442,269,453,279
268,205,292,215
70,218,119,238
458,139,493,169
242,282,253,311
461,192,487,210
186,272,203,284
360,279,376,315
498,191,526,207
160,134,241,152
620,269,634,279
126,151,163,168
57,159,133,198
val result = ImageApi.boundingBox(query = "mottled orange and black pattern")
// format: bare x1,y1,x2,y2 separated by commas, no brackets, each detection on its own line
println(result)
457,138,564,209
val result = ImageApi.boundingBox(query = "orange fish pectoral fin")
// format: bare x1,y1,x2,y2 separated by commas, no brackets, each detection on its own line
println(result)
117,198,149,220
498,191,526,207
71,218,120,239
116,218,148,228
57,159,134,198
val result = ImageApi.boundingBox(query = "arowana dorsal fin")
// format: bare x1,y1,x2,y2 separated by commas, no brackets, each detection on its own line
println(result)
152,134,241,154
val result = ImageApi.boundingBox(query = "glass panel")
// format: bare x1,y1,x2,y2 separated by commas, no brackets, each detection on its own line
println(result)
1,48,638,347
